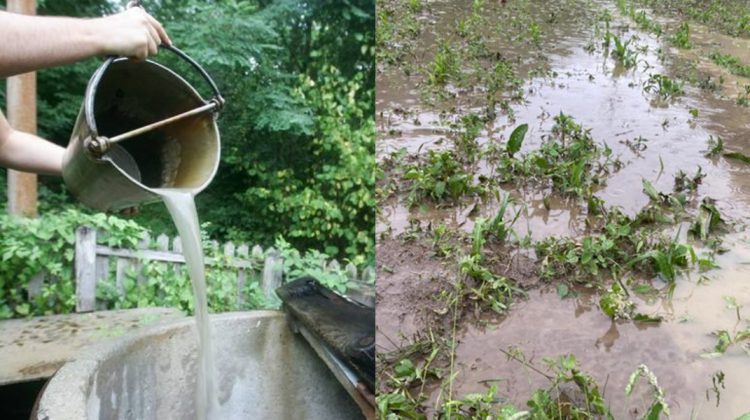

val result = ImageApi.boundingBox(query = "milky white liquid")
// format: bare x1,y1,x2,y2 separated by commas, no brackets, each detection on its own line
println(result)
157,188,217,420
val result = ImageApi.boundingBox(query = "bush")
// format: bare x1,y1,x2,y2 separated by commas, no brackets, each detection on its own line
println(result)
0,208,369,320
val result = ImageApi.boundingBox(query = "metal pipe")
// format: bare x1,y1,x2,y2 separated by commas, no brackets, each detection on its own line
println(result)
107,101,218,145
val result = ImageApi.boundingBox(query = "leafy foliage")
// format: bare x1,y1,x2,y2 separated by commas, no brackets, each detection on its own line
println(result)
0,208,357,319
2,0,375,265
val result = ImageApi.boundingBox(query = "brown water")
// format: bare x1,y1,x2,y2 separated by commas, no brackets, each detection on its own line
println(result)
377,0,750,415
158,189,217,420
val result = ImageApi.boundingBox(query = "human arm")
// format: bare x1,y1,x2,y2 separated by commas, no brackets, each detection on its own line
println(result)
0,7,171,78
0,110,64,176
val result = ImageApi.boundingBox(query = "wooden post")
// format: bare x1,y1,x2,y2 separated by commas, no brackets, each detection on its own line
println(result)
261,249,282,306
75,226,97,312
6,0,38,217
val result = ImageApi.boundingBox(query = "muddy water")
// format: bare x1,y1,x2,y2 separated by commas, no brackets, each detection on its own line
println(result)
158,189,217,420
448,235,750,418
378,0,750,415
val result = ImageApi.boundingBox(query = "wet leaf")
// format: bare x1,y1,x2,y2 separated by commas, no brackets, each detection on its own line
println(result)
507,123,528,157
642,179,660,202
633,313,662,323
556,283,570,298
724,151,750,164
394,359,416,378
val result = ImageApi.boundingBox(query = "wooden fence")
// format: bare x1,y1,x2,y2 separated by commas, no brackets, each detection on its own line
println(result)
73,226,374,312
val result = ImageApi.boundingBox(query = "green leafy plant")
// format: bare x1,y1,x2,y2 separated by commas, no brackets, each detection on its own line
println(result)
709,51,750,78
404,150,478,206
427,40,460,86
611,35,639,68
670,22,692,48
644,74,684,100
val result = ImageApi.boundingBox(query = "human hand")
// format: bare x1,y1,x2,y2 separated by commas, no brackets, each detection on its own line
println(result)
92,7,171,60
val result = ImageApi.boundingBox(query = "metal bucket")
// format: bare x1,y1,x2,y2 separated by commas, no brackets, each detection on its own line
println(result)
62,46,223,211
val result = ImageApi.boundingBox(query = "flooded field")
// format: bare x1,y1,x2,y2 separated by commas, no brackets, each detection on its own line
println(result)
377,0,750,418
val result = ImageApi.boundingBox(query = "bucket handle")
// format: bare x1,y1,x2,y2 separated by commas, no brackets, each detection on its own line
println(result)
84,44,224,148
159,44,225,110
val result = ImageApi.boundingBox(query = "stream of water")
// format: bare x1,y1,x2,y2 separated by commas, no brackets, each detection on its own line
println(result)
158,188,217,420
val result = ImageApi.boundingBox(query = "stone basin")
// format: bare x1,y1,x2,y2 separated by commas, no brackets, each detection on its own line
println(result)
35,311,361,419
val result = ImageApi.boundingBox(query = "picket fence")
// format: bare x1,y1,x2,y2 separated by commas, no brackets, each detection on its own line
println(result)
71,226,374,312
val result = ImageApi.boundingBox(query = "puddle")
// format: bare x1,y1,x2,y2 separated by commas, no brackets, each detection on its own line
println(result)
378,0,750,415
448,233,750,418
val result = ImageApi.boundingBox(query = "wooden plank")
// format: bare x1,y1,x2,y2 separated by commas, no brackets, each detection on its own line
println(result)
75,227,97,312
95,246,253,268
94,256,109,310
236,244,249,308
135,233,150,286
172,236,183,277
115,258,131,296
27,273,44,298
262,250,282,304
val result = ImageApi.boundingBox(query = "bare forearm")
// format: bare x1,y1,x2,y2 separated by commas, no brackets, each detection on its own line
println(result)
0,8,171,78
0,129,64,176
0,12,104,78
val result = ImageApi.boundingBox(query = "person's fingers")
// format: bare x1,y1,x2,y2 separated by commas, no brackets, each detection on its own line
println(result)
147,36,158,57
146,14,172,46
145,22,161,54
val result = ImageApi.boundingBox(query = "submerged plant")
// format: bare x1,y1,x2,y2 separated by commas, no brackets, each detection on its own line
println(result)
644,74,684,101
704,136,725,157
611,35,639,69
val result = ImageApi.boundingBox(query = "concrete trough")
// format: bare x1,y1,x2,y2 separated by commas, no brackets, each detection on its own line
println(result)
35,311,362,419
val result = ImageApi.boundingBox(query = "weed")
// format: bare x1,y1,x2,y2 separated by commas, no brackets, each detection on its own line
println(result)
633,9,663,36
673,166,705,193
611,35,639,68
709,51,750,78
404,150,477,206
451,113,484,164
487,193,521,243
407,0,422,14
525,354,612,419
725,150,750,165
702,328,750,358
689,199,726,241
497,114,618,199
670,22,692,49
626,365,671,419
427,41,460,87
644,74,684,101
600,282,663,322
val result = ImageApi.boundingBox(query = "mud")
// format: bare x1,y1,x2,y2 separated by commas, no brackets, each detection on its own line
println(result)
377,0,750,416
